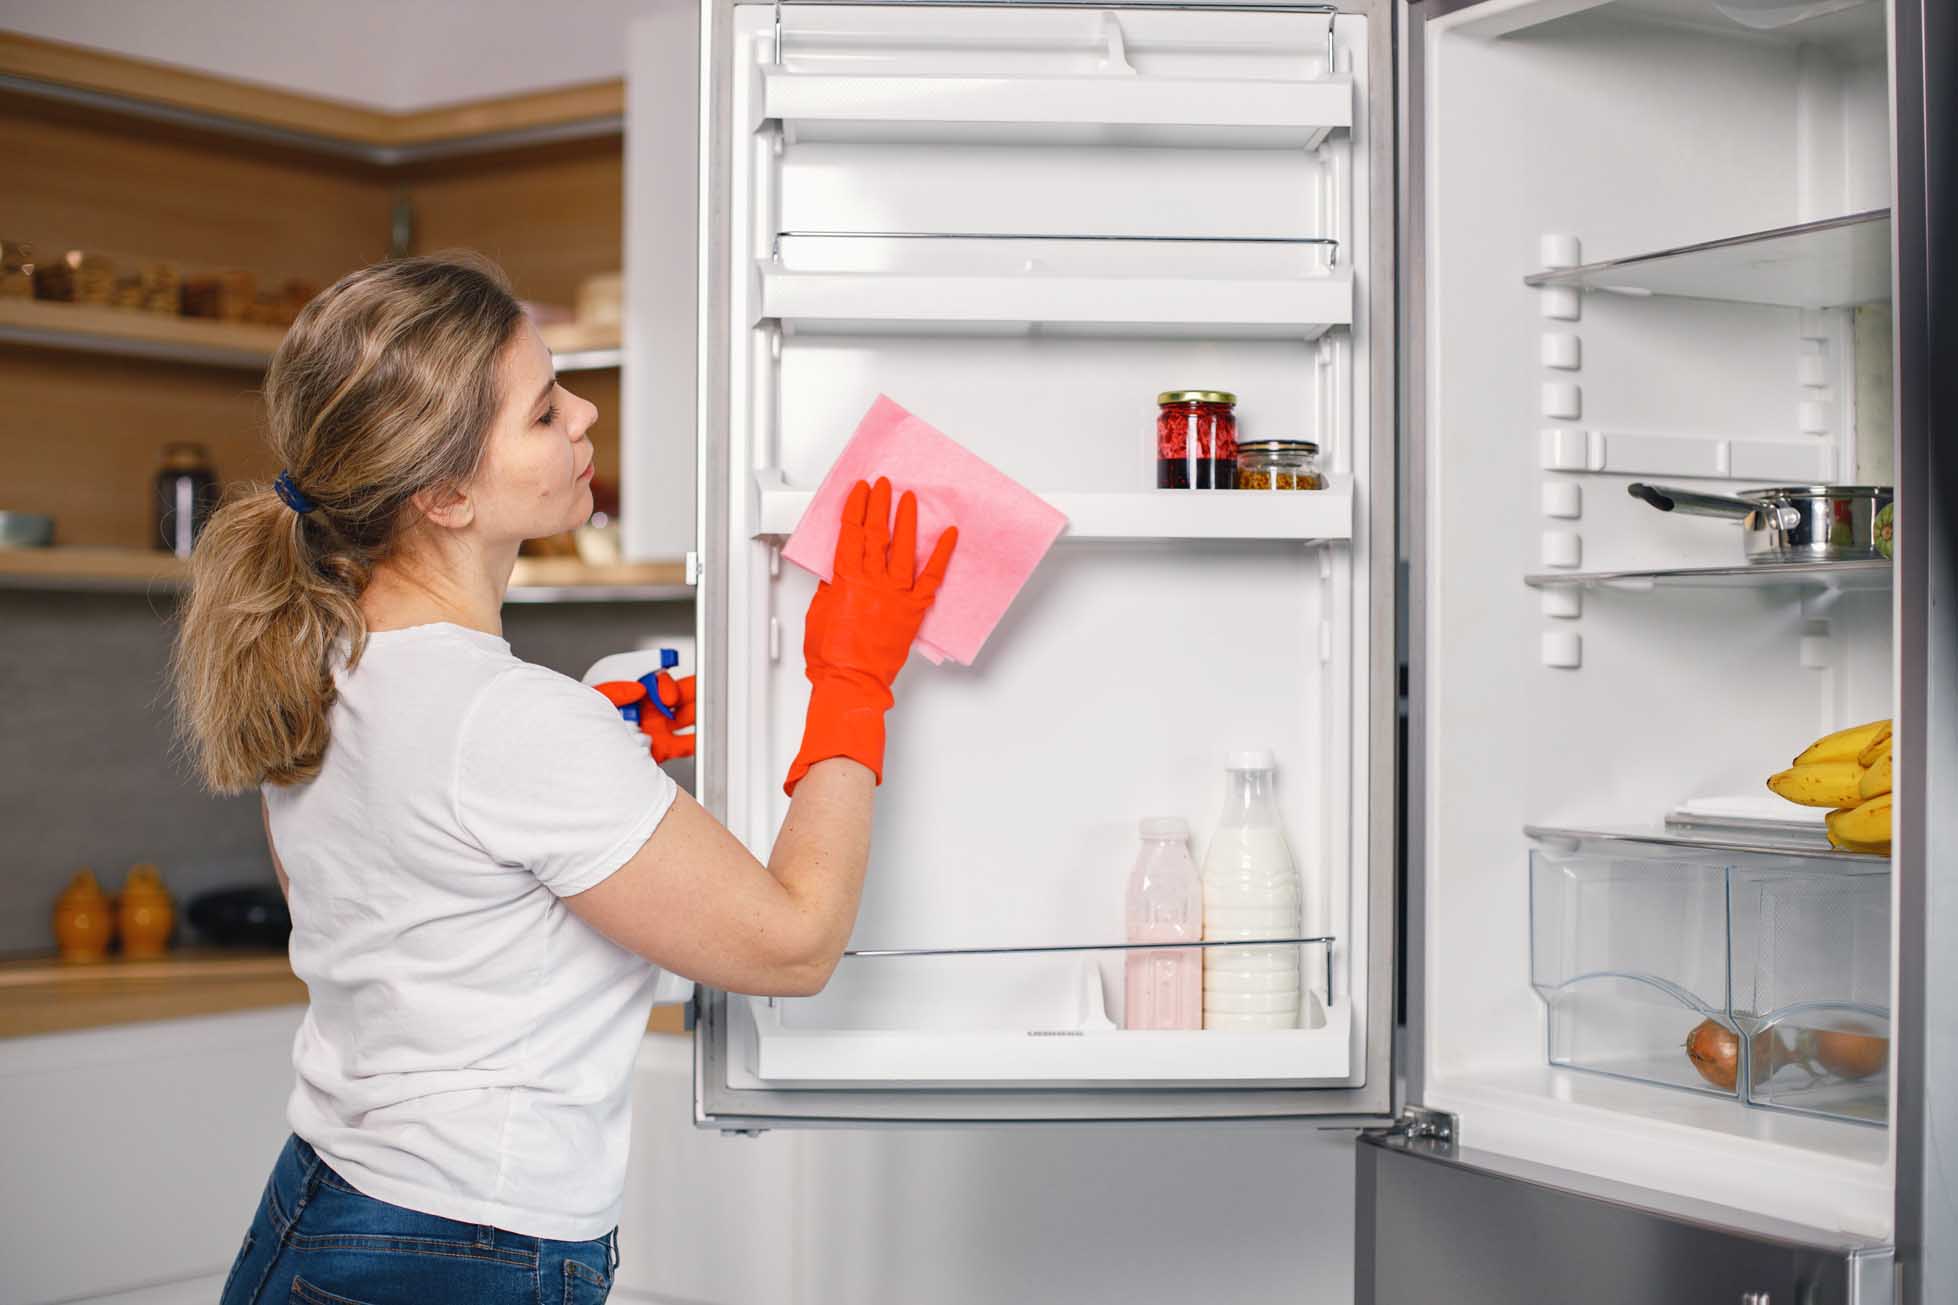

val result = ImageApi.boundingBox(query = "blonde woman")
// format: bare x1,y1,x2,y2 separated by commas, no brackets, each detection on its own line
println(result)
176,253,954,1305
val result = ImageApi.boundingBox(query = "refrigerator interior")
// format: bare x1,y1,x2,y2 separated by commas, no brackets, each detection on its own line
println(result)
704,4,1381,1103
1418,0,1896,1237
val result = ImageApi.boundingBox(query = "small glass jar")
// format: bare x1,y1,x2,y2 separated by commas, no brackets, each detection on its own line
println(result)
1235,439,1323,491
1156,390,1238,489
154,441,220,556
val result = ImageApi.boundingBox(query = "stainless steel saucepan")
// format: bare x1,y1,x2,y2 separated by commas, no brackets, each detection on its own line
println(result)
1626,483,1893,563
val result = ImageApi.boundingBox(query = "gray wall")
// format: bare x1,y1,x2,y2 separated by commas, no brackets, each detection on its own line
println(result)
0,591,692,956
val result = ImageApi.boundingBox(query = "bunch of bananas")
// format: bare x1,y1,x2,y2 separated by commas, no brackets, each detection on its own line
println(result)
1767,719,1893,853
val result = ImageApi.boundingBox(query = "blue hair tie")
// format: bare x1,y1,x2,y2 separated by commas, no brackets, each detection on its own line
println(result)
274,470,316,515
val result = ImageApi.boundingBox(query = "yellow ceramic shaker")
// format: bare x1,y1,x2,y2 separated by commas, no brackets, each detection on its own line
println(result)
118,864,174,958
53,869,115,962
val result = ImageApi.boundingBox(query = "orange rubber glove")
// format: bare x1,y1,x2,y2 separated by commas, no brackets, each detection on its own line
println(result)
638,672,696,764
593,674,697,764
784,477,957,795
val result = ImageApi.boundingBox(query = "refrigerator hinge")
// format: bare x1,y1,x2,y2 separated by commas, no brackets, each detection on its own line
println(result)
1375,1105,1456,1145
685,551,703,586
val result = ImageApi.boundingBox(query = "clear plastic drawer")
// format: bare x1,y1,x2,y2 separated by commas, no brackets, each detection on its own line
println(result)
1730,863,1891,1125
1530,847,1735,1097
1529,829,1891,1126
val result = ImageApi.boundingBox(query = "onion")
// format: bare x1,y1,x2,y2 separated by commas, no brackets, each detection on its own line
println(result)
1809,1026,1889,1081
1685,1018,1740,1091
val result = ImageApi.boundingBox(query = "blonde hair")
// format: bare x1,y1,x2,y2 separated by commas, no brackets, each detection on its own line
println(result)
172,252,524,795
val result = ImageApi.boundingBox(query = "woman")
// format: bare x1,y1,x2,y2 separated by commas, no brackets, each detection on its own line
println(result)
176,252,955,1305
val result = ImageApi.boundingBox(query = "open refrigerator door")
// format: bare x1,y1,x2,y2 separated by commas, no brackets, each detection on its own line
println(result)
689,0,1399,1127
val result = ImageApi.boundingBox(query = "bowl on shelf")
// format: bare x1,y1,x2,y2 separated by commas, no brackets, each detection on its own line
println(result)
0,512,54,548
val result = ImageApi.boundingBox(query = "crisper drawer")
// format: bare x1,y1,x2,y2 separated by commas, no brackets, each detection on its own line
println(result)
1528,833,1891,1127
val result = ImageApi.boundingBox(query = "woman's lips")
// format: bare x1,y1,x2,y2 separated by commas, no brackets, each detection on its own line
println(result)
577,460,595,482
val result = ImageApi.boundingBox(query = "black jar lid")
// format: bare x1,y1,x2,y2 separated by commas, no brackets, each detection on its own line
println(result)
1238,439,1320,456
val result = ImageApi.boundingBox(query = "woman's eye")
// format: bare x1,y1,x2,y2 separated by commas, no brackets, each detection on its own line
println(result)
539,402,559,427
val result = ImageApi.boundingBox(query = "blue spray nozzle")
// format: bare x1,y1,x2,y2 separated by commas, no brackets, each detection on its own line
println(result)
637,648,682,721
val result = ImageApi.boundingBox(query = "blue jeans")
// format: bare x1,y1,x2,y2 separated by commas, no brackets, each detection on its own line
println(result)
221,1135,617,1305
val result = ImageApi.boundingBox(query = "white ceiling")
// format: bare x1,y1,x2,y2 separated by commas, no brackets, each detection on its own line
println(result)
0,0,677,110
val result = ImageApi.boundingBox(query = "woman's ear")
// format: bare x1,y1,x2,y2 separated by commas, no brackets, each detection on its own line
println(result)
413,482,475,531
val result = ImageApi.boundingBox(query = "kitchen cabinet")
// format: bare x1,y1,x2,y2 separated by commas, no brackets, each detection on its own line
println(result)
637,0,1955,1298
0,1009,299,1304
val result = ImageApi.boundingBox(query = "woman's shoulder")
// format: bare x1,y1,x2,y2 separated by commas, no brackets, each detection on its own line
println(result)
456,653,620,742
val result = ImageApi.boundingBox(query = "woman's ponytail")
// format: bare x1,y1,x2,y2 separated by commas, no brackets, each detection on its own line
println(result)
170,252,523,795
171,488,367,792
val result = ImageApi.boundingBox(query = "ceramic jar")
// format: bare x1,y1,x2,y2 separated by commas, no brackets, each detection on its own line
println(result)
52,869,115,962
118,864,174,958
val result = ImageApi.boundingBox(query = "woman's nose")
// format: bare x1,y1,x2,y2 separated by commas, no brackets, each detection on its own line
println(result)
569,394,599,442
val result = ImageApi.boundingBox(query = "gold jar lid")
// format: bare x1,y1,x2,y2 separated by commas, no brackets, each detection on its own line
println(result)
1157,390,1236,407
161,441,211,471
1238,439,1320,456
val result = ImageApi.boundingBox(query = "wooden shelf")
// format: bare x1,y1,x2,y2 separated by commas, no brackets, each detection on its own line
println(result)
0,948,304,1038
0,547,691,603
538,319,622,371
0,297,287,369
0,946,690,1038
0,31,623,164
0,299,623,373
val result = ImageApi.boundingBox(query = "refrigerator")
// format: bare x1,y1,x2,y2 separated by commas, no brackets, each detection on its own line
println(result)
653,0,1954,1299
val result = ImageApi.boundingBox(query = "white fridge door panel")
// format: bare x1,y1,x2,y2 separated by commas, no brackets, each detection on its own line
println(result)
694,0,1396,1127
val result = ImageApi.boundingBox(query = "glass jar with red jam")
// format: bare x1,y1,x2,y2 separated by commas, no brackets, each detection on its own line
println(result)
1156,390,1238,489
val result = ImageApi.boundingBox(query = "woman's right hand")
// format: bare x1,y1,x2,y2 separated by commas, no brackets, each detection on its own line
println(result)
784,477,956,795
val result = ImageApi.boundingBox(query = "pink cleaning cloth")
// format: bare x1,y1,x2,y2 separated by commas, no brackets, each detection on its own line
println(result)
783,395,1067,666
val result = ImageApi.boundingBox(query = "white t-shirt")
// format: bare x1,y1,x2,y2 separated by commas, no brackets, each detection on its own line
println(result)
264,622,680,1241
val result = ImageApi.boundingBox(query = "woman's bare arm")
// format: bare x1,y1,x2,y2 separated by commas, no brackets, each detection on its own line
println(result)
561,757,873,996
561,480,951,999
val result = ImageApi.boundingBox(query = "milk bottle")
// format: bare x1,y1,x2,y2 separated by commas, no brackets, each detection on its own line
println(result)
1201,752,1304,1030
1123,818,1204,1030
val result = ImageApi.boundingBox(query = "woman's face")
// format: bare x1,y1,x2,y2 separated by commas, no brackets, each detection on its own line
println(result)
468,319,599,544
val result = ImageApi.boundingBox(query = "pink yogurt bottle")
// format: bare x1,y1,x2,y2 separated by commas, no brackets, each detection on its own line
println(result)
1124,818,1204,1031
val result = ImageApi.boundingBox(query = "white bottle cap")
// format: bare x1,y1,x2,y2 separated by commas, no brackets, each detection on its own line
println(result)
1225,750,1276,771
1139,817,1189,839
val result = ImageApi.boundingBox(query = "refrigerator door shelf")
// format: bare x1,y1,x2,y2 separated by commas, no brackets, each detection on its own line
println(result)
741,997,1350,1085
758,262,1352,340
762,68,1355,150
753,478,1355,542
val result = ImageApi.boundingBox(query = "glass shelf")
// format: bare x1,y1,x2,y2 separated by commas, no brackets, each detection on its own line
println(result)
1524,560,1892,593
1525,824,1883,865
841,935,1336,1006
1523,210,1890,309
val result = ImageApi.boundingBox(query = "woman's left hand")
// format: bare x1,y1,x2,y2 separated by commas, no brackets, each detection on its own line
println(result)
639,672,696,763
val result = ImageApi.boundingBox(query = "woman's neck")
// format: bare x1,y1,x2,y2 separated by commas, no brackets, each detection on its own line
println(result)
360,535,517,638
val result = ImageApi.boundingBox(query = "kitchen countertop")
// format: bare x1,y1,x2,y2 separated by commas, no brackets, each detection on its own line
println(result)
0,948,690,1039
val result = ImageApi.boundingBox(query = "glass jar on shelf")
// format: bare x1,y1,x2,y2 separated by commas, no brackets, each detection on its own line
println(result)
1235,439,1323,491
1156,390,1237,489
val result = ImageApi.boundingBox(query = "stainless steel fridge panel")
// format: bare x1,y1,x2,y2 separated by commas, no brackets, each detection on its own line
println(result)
1886,2,1958,1299
692,0,1401,1129
1356,1133,1894,1305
